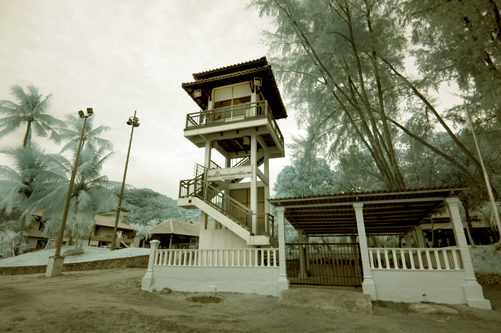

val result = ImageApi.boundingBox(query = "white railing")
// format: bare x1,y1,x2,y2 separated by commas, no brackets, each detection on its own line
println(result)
153,248,279,267
368,248,463,270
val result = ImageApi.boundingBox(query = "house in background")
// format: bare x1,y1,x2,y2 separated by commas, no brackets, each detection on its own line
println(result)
149,219,199,249
28,211,139,249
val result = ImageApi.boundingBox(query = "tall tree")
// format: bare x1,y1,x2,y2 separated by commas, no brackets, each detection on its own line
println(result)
54,113,113,153
23,146,119,247
0,145,58,229
251,0,495,198
274,158,339,197
0,85,65,147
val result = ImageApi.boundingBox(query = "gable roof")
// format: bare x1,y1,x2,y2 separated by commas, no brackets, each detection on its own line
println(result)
182,57,287,120
150,219,200,237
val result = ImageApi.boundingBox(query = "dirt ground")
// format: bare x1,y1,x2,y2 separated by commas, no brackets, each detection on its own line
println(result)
0,268,500,333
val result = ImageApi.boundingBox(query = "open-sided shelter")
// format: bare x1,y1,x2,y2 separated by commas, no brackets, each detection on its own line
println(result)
269,186,491,309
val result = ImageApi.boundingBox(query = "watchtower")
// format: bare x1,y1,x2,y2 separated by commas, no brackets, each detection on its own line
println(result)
178,57,287,248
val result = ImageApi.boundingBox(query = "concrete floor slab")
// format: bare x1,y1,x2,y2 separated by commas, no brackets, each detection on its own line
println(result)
279,287,373,314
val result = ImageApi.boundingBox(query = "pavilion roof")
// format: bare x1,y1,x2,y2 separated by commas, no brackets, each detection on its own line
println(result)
269,186,465,236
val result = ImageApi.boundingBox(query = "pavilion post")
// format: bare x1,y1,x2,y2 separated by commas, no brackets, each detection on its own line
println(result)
276,207,289,294
353,203,376,299
297,230,307,279
413,226,426,248
447,197,491,309
404,233,413,248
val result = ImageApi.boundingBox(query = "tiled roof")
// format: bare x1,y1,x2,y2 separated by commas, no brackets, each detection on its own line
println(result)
150,219,200,237
192,57,267,80
182,57,287,120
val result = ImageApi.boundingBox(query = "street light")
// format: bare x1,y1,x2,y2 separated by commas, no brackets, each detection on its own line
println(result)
110,111,139,251
46,108,93,277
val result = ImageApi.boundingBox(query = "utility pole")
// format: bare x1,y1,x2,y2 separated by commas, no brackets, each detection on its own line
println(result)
110,111,139,251
46,108,93,277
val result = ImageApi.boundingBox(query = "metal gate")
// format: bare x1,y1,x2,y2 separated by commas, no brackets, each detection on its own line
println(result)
286,243,363,287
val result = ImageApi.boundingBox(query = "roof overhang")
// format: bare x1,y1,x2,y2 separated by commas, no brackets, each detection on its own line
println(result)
182,57,287,120
269,187,465,236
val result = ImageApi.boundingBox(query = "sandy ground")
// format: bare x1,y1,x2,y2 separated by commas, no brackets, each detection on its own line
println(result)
0,268,500,333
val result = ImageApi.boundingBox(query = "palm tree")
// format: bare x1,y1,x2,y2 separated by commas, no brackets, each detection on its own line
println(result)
0,145,59,227
55,113,113,153
0,85,66,147
24,145,119,248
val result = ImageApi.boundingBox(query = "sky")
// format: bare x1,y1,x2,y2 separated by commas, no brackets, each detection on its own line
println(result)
0,0,299,199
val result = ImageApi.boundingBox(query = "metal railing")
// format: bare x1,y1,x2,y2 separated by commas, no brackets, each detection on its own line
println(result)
286,243,362,287
185,100,284,148
368,248,463,270
179,177,253,231
254,213,275,237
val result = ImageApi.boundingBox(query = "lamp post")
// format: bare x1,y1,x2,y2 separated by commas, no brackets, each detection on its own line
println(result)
110,111,139,251
46,108,93,277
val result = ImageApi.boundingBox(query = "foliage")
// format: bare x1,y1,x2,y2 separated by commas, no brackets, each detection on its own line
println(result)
54,113,113,153
0,228,28,258
251,0,499,205
273,158,339,198
23,145,118,247
0,145,59,229
0,85,65,147
116,188,200,225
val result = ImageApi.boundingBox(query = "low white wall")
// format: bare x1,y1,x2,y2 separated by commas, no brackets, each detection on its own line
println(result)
372,269,467,304
148,266,281,296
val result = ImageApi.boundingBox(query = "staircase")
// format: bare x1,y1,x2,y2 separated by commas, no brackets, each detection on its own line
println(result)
178,167,272,246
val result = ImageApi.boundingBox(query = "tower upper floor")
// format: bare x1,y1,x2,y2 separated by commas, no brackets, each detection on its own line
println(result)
181,57,287,159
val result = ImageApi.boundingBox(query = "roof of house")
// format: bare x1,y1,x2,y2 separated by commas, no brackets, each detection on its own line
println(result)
150,219,200,237
94,215,137,231
32,211,136,231
181,57,287,120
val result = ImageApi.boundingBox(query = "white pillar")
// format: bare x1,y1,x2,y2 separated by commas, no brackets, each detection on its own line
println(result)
204,140,212,169
297,230,307,279
276,207,289,295
414,226,426,248
353,203,376,299
250,134,258,235
141,240,160,291
264,150,270,234
447,197,491,309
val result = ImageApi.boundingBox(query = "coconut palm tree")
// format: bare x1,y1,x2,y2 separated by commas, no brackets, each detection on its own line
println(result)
55,113,113,153
24,145,119,248
0,85,66,147
0,145,60,224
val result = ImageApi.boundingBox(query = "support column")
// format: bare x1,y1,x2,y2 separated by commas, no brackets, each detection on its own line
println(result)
414,226,426,248
264,150,270,234
305,235,311,274
204,140,212,169
276,207,289,295
141,240,160,291
250,134,258,235
404,233,413,248
353,203,376,300
297,230,307,279
447,197,491,309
